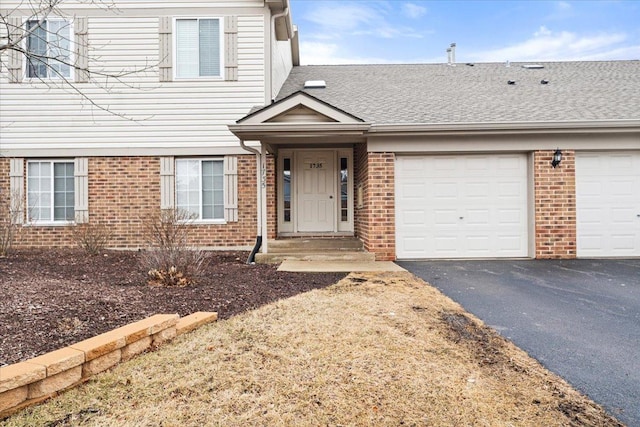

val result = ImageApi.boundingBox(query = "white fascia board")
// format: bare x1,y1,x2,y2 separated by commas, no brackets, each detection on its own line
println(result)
229,122,371,133
368,129,640,153
369,119,640,136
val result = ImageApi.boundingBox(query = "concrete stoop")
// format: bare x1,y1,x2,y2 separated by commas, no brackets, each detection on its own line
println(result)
254,237,376,264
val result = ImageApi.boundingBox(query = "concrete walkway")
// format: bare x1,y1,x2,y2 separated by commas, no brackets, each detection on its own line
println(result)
278,260,406,272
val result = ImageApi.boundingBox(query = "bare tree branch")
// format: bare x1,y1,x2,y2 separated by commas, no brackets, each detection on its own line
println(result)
1,0,159,120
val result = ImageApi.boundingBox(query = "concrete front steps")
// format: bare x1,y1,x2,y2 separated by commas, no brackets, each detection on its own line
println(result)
255,237,375,264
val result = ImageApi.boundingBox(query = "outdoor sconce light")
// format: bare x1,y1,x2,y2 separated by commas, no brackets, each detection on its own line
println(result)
551,148,562,168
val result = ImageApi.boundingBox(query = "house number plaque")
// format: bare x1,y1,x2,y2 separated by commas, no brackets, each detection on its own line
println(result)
307,162,324,169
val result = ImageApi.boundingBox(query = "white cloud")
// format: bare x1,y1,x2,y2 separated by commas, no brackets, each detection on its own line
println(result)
303,3,379,36
402,2,427,19
469,26,635,62
301,1,425,41
298,41,395,65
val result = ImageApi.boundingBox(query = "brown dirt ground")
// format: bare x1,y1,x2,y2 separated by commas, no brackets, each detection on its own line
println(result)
0,249,345,366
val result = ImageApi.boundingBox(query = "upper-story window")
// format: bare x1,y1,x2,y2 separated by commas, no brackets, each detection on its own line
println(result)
175,18,222,79
26,19,72,79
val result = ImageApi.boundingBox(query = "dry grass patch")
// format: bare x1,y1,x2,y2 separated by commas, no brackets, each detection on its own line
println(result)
2,272,622,426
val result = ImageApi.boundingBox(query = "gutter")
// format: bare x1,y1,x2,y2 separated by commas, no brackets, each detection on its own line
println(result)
239,139,263,264
269,7,290,102
368,119,640,136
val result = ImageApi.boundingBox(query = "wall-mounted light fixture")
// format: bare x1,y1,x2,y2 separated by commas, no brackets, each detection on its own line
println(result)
551,148,562,168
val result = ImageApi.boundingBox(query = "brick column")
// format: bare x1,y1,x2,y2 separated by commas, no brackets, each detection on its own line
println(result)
364,152,396,261
534,150,577,259
265,155,277,240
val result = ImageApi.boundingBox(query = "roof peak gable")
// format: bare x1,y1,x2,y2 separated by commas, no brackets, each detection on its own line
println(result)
236,91,364,125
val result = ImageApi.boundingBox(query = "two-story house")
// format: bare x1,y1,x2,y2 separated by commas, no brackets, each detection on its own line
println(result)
1,0,298,252
1,1,639,261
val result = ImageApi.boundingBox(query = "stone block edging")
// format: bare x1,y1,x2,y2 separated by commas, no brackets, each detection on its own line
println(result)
0,311,217,419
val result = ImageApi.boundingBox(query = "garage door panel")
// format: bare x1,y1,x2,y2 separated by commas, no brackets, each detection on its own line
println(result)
466,182,489,197
576,151,640,257
396,154,528,259
498,235,523,251
434,209,457,225
467,209,490,225
435,182,458,198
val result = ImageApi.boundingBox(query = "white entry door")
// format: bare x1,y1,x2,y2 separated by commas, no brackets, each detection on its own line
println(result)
296,151,336,232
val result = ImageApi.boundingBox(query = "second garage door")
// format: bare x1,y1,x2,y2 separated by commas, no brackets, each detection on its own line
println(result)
576,151,640,257
396,154,529,259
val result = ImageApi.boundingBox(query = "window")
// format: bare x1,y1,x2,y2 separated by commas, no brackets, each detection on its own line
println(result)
340,157,348,222
175,18,222,78
27,161,75,222
26,19,72,79
283,158,292,222
176,159,224,220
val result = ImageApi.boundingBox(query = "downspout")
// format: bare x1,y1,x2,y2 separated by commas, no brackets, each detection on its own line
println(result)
240,139,263,264
269,7,289,102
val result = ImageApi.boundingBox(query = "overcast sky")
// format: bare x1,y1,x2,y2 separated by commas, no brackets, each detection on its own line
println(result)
289,0,640,64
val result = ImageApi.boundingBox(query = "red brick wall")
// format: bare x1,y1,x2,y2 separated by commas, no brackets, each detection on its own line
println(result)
355,149,396,261
534,150,577,258
354,143,369,245
265,155,277,239
3,156,257,250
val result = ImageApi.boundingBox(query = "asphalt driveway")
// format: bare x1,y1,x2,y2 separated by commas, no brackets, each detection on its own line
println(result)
397,259,640,427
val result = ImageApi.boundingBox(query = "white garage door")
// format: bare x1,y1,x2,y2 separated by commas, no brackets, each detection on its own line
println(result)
576,151,640,257
396,154,529,259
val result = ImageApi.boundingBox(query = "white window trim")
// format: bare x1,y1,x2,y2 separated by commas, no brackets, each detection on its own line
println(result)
172,16,224,81
22,17,75,81
175,158,226,224
26,159,75,225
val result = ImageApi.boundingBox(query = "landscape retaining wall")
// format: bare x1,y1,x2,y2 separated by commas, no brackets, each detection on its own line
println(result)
0,312,217,419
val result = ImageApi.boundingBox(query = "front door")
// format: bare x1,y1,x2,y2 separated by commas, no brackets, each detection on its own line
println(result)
296,151,335,232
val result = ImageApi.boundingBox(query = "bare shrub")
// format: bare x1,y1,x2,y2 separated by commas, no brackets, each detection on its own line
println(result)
0,188,25,257
72,222,113,255
140,209,205,287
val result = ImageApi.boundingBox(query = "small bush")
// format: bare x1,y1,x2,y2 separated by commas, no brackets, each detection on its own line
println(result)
0,188,25,257
72,222,113,255
140,208,205,287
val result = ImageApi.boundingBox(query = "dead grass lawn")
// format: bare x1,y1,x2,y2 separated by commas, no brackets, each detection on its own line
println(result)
2,272,622,426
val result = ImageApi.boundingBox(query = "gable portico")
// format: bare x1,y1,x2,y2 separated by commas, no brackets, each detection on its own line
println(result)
229,92,378,257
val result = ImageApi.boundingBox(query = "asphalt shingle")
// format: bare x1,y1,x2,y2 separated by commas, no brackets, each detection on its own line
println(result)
275,61,640,125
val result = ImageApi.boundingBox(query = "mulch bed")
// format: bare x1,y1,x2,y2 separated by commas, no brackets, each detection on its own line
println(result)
0,249,345,366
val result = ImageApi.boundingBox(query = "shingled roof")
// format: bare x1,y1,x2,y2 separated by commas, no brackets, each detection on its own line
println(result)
275,61,640,125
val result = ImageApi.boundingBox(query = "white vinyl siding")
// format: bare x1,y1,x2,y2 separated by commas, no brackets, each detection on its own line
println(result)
26,19,73,79
27,160,75,222
176,159,224,221
1,14,265,154
175,18,222,79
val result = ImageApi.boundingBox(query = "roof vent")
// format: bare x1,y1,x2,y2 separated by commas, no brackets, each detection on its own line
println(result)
304,80,326,89
507,80,516,85
540,79,549,85
466,63,475,67
522,64,544,69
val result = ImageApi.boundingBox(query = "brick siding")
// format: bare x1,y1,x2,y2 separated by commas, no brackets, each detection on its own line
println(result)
355,149,396,261
534,150,577,258
265,155,277,239
1,156,257,250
